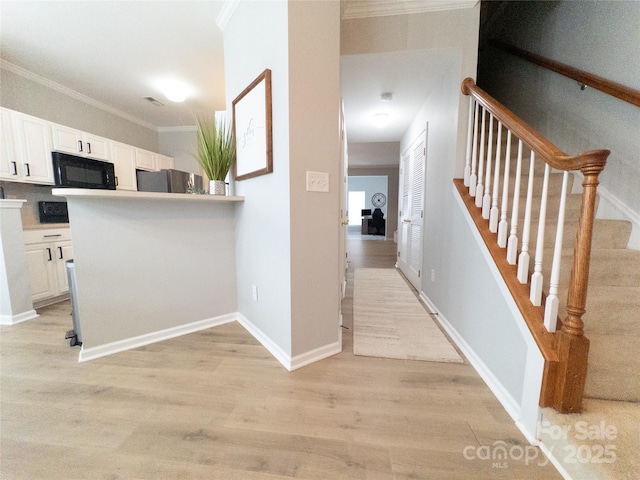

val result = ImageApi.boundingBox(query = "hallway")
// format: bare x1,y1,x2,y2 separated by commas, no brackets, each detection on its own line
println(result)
0,237,562,479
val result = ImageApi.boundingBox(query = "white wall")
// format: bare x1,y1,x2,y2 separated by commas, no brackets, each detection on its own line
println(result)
479,1,640,237
223,1,293,358
158,128,201,175
222,1,341,365
348,176,388,216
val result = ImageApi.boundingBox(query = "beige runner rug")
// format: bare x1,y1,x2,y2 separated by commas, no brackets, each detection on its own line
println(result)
353,268,463,363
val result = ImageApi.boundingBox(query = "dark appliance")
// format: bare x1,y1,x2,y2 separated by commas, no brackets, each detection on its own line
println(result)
136,169,203,194
38,201,69,223
52,151,116,190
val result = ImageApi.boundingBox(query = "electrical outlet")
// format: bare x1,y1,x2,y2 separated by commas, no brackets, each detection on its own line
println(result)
252,285,258,302
306,171,329,192
431,269,436,282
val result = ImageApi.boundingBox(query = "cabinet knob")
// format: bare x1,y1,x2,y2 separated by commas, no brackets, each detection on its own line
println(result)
46,248,52,261
10,161,18,175
78,140,83,152
58,246,63,259
24,163,31,176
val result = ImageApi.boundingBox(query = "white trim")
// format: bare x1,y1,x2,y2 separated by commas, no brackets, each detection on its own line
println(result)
290,339,341,371
537,441,573,480
216,0,241,31
0,199,27,209
0,309,38,326
572,171,640,250
236,313,292,370
157,125,197,133
1,60,158,132
342,0,478,19
419,292,521,420
78,313,236,362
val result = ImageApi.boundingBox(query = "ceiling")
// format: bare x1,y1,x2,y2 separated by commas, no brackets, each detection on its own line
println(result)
0,1,476,166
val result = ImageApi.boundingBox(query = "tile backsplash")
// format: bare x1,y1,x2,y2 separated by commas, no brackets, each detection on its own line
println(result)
0,181,62,227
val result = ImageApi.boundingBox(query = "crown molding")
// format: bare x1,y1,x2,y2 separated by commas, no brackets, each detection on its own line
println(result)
216,0,241,31
342,0,479,19
1,59,158,131
157,125,197,133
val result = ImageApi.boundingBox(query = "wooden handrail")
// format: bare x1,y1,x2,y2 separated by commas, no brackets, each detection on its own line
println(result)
460,79,610,413
461,78,610,172
489,39,640,108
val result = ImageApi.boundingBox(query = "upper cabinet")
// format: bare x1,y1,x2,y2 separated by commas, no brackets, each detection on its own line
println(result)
1,107,174,188
135,148,156,171
110,141,137,191
1,109,54,185
51,123,110,161
156,154,174,170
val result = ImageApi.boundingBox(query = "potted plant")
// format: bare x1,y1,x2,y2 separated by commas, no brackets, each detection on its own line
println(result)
195,115,235,195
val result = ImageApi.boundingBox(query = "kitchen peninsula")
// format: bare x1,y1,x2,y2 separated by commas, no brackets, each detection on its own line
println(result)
52,188,243,361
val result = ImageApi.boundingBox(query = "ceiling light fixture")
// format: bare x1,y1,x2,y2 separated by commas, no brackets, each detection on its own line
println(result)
372,113,390,128
163,82,188,103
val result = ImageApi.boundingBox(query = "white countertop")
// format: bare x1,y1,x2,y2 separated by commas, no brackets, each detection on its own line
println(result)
52,188,244,202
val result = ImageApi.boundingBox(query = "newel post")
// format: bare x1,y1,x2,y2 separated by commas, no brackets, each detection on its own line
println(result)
553,154,608,413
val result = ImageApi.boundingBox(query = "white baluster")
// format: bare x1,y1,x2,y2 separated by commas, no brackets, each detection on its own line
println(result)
507,139,524,264
482,114,494,217
530,164,550,305
469,103,480,196
544,171,570,332
489,121,502,231
517,150,536,283
464,99,474,187
475,108,487,205
498,129,512,246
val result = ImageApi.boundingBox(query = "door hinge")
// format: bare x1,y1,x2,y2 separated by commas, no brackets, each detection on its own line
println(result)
397,251,400,257
421,210,424,218
418,270,421,277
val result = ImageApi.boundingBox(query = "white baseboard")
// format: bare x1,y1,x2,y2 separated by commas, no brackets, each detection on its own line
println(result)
290,340,341,371
236,313,342,371
78,313,236,362
418,291,526,436
236,313,292,369
0,309,38,325
572,171,640,250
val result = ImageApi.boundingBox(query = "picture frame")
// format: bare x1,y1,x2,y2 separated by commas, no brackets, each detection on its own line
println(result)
232,69,273,181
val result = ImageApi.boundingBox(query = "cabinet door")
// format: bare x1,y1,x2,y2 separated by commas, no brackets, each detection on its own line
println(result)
111,141,137,191
54,242,74,294
156,154,174,170
13,112,54,184
0,108,18,180
135,148,156,171
51,123,83,155
84,133,110,161
25,244,56,301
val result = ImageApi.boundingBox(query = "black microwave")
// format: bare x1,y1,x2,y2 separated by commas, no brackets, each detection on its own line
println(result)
52,152,116,190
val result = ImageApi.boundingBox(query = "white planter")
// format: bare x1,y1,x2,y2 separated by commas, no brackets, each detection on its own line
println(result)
209,180,226,195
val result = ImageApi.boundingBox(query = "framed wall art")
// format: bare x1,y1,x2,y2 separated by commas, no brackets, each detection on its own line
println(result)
232,69,273,181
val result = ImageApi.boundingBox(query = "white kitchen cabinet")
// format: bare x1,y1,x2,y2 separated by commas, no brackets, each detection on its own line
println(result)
23,228,73,303
1,109,54,184
111,141,137,191
156,154,174,170
135,148,156,171
0,108,17,179
51,123,111,161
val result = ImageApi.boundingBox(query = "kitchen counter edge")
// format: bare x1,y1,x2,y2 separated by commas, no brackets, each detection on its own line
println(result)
52,188,244,202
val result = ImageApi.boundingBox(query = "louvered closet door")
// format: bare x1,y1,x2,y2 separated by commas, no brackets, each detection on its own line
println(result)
397,126,427,290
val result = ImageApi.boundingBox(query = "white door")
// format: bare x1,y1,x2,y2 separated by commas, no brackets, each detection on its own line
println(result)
397,125,427,290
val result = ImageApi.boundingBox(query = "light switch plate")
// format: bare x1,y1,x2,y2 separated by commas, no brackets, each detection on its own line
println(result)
306,171,329,192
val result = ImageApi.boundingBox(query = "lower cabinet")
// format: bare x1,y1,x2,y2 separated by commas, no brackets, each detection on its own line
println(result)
23,229,73,303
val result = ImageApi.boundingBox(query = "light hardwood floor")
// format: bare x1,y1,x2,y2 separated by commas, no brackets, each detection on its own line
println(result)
0,238,562,479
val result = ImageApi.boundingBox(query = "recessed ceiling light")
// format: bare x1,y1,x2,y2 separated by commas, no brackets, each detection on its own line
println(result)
372,113,390,127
